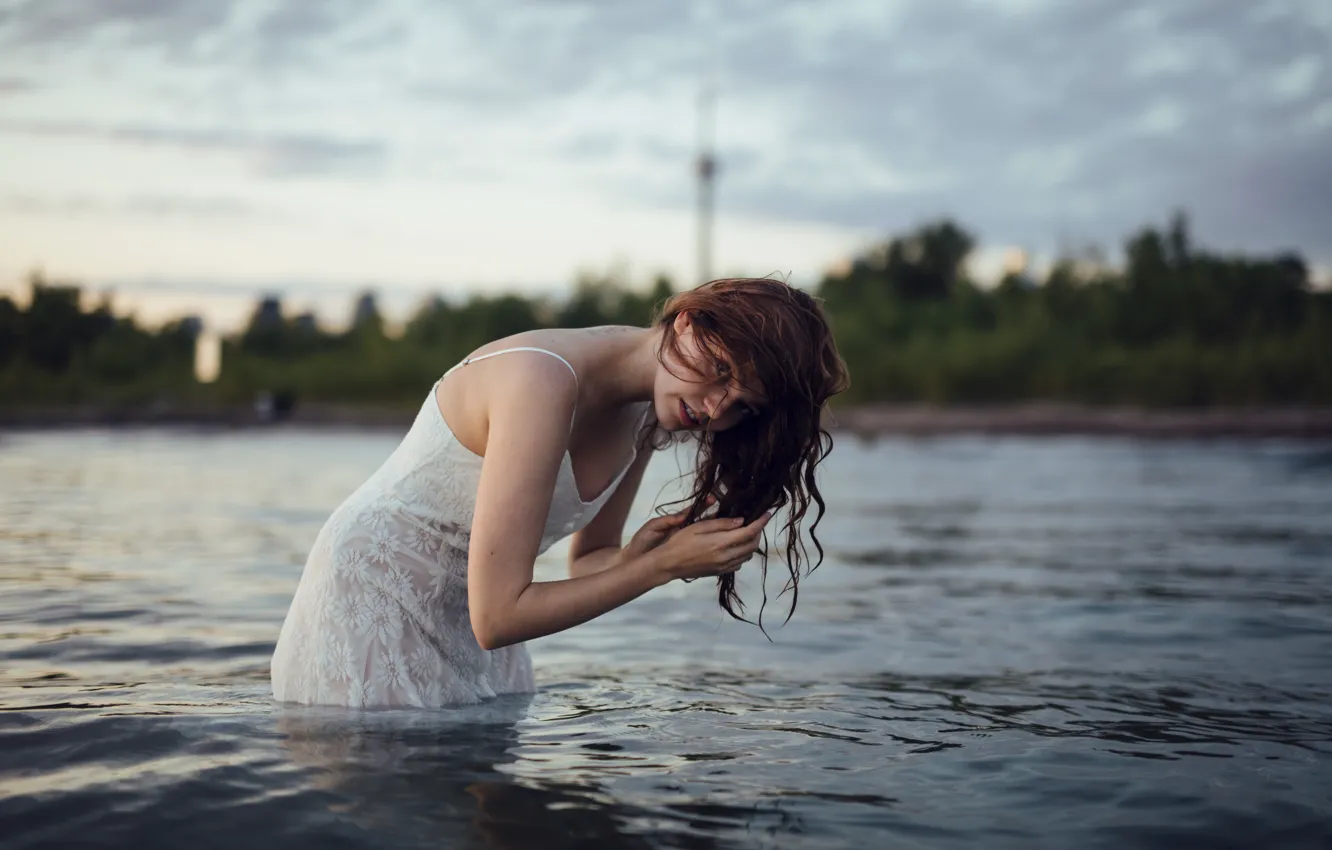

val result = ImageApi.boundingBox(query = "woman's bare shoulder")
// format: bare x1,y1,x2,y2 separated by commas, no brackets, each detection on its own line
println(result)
436,340,579,456
468,325,637,354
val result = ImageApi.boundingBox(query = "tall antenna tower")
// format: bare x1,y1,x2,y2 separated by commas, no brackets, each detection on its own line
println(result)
695,80,717,286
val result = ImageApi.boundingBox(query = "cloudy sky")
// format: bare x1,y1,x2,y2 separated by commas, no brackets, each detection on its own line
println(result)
1,0,1329,329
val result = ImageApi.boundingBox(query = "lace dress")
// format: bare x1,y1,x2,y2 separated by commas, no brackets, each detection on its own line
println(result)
271,348,649,708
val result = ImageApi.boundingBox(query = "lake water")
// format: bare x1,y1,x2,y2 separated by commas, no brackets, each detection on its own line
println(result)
1,427,1330,849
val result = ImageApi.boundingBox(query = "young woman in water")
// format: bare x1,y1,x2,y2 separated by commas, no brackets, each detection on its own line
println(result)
271,277,849,707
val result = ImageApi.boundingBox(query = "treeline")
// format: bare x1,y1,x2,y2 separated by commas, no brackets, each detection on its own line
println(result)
214,275,675,406
0,284,200,406
821,214,1331,405
2,212,1329,409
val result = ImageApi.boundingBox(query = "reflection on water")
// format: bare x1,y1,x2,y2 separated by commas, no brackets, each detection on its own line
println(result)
1,430,1331,848
277,696,657,850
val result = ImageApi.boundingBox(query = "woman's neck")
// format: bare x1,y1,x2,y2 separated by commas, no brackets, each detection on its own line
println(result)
579,325,661,409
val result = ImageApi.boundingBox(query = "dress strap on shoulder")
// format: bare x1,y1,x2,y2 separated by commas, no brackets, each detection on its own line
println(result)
445,347,578,387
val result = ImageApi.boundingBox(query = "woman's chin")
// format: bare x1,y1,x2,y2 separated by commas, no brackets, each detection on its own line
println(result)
652,400,680,431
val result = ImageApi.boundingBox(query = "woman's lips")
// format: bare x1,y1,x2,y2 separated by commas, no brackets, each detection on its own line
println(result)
680,399,701,427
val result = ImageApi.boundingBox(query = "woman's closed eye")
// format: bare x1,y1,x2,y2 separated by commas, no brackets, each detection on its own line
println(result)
710,357,763,420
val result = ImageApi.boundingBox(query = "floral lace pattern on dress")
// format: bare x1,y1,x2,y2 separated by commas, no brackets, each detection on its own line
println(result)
271,373,648,708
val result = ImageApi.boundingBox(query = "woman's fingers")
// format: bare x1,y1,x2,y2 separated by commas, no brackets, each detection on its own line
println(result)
647,510,689,533
703,514,769,568
732,512,773,538
718,520,769,549
660,508,772,580
713,555,743,574
695,510,772,537
721,548,758,567
691,516,746,534
720,534,763,566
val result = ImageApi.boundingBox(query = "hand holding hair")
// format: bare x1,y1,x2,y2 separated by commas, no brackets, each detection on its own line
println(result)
652,511,773,583
620,495,717,565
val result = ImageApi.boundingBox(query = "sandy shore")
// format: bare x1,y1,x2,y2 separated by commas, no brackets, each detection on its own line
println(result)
4,402,1332,438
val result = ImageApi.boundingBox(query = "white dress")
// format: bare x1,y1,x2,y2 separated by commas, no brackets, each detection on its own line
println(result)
271,347,648,708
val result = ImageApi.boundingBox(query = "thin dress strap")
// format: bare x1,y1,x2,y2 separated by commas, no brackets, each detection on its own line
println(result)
444,347,578,388
443,346,581,436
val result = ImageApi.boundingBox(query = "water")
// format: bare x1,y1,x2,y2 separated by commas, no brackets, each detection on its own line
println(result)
2,428,1330,849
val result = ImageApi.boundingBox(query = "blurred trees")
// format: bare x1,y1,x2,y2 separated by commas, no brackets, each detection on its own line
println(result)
818,213,1331,405
208,273,680,407
2,211,1329,411
0,273,198,405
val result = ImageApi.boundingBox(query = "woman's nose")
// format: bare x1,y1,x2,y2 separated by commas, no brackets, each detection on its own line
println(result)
704,390,730,422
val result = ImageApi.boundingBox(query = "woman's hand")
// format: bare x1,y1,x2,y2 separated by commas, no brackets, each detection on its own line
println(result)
620,495,717,566
621,507,693,565
652,512,773,583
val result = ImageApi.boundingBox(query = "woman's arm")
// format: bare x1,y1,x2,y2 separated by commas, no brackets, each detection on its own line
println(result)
465,361,669,650
567,447,652,578
466,358,766,651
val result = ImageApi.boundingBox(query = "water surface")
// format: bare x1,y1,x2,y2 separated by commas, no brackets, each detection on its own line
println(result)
2,428,1330,848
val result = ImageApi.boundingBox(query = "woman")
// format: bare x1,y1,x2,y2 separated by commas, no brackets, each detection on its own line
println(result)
271,278,849,707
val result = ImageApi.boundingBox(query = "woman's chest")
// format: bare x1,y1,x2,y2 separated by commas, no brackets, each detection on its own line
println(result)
563,402,648,503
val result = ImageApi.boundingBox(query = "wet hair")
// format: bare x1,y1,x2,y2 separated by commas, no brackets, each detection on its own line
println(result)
653,277,850,632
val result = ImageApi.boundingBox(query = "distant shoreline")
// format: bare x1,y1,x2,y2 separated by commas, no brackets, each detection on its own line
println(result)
831,404,1332,439
4,402,1332,439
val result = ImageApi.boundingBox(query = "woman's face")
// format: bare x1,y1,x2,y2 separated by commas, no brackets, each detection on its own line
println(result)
655,312,767,433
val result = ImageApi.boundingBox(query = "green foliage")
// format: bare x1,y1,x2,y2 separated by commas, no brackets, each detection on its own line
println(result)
818,214,1330,406
0,273,197,406
2,213,1328,411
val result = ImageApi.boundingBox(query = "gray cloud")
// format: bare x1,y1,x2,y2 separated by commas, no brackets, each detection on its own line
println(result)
397,0,1332,259
245,0,376,69
0,0,232,54
1,0,1328,262
0,75,34,95
0,0,377,72
689,1,1332,258
0,118,386,178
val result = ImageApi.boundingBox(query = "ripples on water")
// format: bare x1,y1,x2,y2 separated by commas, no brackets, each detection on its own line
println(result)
1,429,1330,849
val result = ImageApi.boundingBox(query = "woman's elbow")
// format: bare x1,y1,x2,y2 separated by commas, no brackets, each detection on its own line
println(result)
470,611,512,651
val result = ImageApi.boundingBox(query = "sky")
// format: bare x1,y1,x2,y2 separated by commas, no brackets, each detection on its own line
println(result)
1,0,1329,331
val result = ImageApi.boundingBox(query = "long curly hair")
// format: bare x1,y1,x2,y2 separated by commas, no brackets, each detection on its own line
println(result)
654,278,850,631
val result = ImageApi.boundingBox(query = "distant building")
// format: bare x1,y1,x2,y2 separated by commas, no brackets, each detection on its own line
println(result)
248,295,284,332
178,315,204,339
194,330,221,383
418,294,447,314
292,311,319,333
352,291,381,328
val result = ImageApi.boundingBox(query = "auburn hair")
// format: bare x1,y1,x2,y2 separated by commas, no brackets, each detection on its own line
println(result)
652,278,849,631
